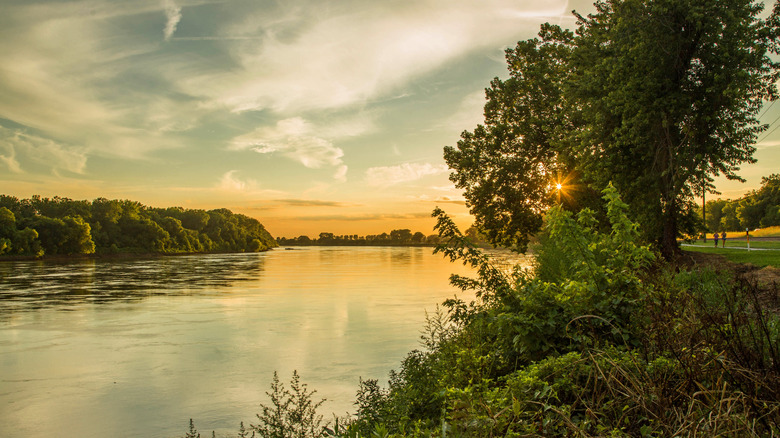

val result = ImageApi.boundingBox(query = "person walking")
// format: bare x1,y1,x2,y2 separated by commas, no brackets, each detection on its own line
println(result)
722,231,727,248
714,232,719,247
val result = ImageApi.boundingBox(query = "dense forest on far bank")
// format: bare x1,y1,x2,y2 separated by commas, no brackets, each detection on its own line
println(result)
276,227,492,248
0,195,277,258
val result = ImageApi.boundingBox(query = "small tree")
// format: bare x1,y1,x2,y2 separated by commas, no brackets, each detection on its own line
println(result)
184,419,200,438
252,371,326,438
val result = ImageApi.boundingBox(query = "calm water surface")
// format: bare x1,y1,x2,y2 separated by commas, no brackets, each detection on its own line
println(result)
0,247,529,438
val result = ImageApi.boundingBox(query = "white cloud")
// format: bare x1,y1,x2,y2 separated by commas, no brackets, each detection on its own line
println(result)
0,145,22,173
231,117,351,180
0,126,87,174
197,0,570,114
0,0,578,182
410,194,466,204
365,162,449,187
334,165,348,182
440,90,487,133
218,170,256,192
0,2,194,161
430,184,459,192
163,0,183,41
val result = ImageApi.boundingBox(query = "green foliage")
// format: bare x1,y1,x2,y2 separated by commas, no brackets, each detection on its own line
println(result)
571,0,779,257
23,215,93,255
252,371,327,438
350,184,780,437
0,194,276,257
705,174,780,232
444,0,779,258
237,421,255,438
184,419,200,438
443,23,582,252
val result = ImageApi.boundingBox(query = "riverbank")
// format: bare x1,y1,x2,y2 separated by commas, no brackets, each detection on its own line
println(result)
323,193,780,437
0,248,274,263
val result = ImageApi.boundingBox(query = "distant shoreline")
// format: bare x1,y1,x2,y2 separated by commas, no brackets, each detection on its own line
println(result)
279,243,437,248
0,249,274,263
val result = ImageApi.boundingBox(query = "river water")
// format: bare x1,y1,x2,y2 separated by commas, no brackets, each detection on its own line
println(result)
0,246,529,438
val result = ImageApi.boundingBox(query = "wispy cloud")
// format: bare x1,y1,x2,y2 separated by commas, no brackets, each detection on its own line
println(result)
295,212,432,222
365,163,449,187
0,0,592,228
0,126,87,174
757,139,780,149
201,0,570,114
439,90,487,134
163,0,183,41
0,145,21,173
411,194,466,205
273,199,353,208
0,2,195,160
231,117,349,181
218,170,257,192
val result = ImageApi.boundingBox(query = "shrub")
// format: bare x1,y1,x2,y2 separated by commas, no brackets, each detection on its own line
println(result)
252,371,327,438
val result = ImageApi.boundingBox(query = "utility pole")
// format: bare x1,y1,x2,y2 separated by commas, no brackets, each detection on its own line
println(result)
702,180,707,243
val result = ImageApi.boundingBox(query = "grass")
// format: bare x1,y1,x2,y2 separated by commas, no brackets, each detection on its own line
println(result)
748,225,780,237
703,225,780,239
681,226,780,267
685,238,780,250
684,245,780,267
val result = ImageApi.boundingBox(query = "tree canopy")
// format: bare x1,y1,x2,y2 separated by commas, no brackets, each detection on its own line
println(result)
445,0,780,257
0,195,277,257
704,173,780,231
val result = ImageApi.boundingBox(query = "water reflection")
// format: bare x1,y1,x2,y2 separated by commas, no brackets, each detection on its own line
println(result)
0,247,531,438
0,253,267,312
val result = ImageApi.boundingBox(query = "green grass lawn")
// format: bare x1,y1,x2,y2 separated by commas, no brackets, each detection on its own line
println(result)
685,238,780,250
683,245,780,268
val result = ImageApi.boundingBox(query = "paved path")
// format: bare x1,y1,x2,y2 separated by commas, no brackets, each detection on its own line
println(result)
681,244,780,251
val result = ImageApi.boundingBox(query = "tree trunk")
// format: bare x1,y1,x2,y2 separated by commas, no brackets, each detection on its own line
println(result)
660,197,681,260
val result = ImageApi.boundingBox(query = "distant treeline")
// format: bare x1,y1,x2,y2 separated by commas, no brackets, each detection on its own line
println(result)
277,230,437,247
277,227,493,247
704,174,780,232
0,195,277,257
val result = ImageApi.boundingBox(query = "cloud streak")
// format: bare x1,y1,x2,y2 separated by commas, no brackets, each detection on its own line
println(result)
198,0,570,114
273,199,353,208
0,125,87,174
365,162,449,187
163,0,183,41
295,212,432,222
218,170,257,192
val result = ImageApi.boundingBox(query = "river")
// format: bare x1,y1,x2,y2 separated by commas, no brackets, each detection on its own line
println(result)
0,246,530,438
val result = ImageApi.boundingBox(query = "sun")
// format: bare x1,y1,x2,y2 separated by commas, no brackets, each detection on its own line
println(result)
550,171,580,205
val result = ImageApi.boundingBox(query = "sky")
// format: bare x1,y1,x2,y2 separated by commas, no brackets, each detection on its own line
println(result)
1,0,778,239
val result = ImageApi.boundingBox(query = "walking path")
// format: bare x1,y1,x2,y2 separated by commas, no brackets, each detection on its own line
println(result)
681,244,780,251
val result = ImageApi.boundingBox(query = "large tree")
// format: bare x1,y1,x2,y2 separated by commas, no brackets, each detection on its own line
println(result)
571,0,779,257
444,24,581,252
445,0,779,257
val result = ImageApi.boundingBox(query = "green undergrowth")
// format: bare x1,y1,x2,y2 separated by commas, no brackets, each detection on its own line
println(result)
339,185,780,437
182,186,780,437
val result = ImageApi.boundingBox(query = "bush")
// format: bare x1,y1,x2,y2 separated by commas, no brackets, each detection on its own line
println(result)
252,371,327,438
351,184,780,437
